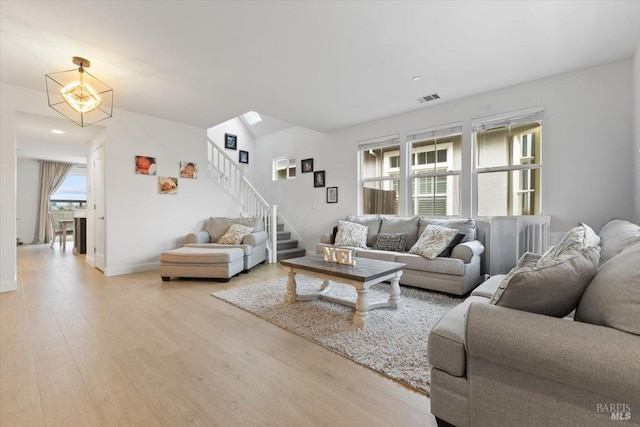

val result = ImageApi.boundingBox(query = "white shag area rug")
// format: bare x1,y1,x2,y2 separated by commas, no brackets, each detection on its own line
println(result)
213,275,460,395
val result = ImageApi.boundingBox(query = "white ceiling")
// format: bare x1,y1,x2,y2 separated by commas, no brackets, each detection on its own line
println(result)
2,1,640,136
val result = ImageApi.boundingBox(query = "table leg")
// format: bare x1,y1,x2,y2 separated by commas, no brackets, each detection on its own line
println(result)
62,225,67,251
284,270,297,303
388,275,401,309
353,288,369,327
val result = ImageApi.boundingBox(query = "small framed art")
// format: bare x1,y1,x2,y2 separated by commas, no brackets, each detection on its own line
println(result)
327,187,338,203
158,176,178,194
301,158,314,173
224,133,237,150
239,150,249,164
314,170,325,188
135,155,157,175
180,161,197,179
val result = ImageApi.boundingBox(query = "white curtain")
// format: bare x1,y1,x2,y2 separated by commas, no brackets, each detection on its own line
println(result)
33,161,73,243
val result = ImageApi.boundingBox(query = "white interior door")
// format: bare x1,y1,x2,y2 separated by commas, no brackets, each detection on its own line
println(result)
94,145,106,271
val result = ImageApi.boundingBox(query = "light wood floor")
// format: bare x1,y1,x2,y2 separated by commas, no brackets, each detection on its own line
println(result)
1,244,437,427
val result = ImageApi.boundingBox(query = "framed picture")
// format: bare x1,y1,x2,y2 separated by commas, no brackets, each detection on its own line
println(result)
314,170,325,188
224,133,237,150
135,155,157,175
301,158,314,173
239,150,249,164
179,161,197,179
158,176,178,194
327,187,338,203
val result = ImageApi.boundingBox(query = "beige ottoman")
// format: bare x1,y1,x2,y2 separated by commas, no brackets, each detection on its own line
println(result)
160,247,244,281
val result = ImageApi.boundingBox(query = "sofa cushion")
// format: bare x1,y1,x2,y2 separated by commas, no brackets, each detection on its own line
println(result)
538,223,599,264
409,225,458,260
419,218,476,243
373,232,407,252
598,219,640,266
575,243,640,336
217,224,254,244
346,215,381,247
334,220,368,248
357,249,399,263
438,233,465,258
428,296,488,377
470,274,506,298
395,253,465,276
490,246,600,318
206,217,263,242
379,216,419,249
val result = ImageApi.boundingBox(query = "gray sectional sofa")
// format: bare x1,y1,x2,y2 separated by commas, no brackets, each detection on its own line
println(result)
428,219,640,427
316,215,485,296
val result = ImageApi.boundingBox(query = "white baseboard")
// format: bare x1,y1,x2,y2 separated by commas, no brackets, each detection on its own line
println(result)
104,261,159,277
0,278,17,293
85,255,95,267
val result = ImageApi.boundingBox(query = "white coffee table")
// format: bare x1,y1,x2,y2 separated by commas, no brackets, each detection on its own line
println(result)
280,256,405,327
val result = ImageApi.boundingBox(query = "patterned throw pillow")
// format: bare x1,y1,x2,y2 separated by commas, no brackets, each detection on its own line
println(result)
538,223,599,265
217,224,254,244
373,233,408,252
408,225,458,259
334,220,368,248
438,233,465,258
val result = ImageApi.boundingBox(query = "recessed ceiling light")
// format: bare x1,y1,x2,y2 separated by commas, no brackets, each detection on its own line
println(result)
242,111,262,125
51,129,65,134
411,76,421,81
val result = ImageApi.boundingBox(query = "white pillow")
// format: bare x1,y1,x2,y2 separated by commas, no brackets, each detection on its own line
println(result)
334,220,368,248
408,225,458,259
538,223,599,265
217,224,254,244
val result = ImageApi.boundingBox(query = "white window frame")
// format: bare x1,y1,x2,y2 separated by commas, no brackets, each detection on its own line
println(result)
472,107,543,217
272,156,297,181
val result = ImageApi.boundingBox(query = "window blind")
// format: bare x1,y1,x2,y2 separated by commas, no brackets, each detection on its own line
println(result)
407,124,462,143
358,135,400,151
472,109,544,132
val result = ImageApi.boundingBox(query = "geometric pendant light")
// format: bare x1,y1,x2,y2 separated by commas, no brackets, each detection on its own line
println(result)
45,57,113,127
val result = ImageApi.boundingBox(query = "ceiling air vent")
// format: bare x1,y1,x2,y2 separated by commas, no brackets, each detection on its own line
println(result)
418,93,441,103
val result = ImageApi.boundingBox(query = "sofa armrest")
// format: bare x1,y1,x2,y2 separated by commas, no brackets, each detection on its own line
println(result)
320,233,332,244
451,240,484,263
243,230,267,246
185,231,210,244
465,303,640,403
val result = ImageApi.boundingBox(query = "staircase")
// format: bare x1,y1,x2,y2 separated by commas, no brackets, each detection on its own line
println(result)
206,137,307,263
276,223,306,261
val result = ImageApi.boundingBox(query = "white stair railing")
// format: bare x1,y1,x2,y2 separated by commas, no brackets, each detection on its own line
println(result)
207,137,279,263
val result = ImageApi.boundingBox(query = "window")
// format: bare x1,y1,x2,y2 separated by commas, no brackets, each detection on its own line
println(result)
408,125,462,216
473,109,543,216
358,136,400,215
273,156,296,181
50,172,87,211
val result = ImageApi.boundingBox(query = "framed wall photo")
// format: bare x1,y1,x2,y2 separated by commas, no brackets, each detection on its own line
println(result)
239,150,249,164
135,155,157,175
314,170,325,188
179,161,197,179
224,133,237,150
301,158,314,173
158,176,178,194
327,187,338,203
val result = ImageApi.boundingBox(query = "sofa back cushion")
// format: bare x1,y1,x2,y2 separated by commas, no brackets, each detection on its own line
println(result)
207,217,263,242
379,216,419,250
418,218,476,243
575,243,640,335
598,219,640,267
346,215,381,247
489,246,600,318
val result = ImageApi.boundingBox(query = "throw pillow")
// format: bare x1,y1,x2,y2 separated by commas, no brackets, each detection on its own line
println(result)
489,246,600,318
408,225,458,260
438,233,465,258
538,223,599,265
334,220,368,248
575,243,640,335
598,219,640,266
330,225,339,244
373,233,408,252
516,251,542,268
217,224,254,245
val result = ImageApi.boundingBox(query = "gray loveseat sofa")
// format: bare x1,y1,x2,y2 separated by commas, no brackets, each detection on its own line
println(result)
428,219,640,427
184,216,268,270
316,215,485,296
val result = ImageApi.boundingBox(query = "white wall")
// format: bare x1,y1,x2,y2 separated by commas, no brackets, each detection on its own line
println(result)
16,158,40,244
254,60,635,249
1,83,244,288
634,41,640,224
207,117,257,182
